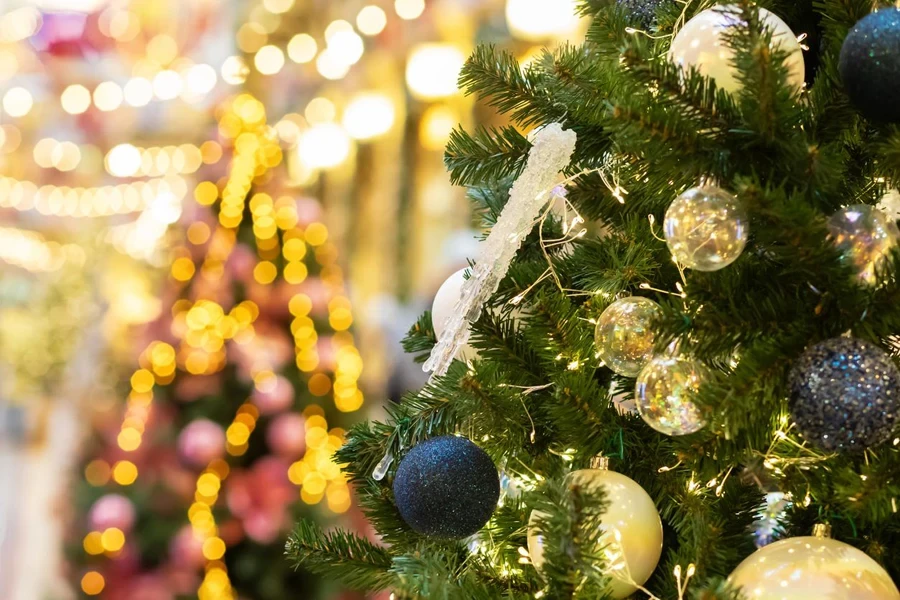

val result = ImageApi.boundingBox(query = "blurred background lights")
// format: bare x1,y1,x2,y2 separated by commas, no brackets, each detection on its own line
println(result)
298,123,351,169
3,87,33,117
123,78,153,107
288,34,317,64
263,0,295,14
505,0,581,40
420,104,458,150
406,44,465,99
316,49,351,80
395,0,426,20
305,97,336,125
153,70,183,100
93,81,123,112
343,93,395,140
221,56,250,85
32,0,108,13
61,85,92,115
328,30,365,66
106,144,142,178
357,5,387,36
324,20,354,42
255,45,285,75
184,64,217,97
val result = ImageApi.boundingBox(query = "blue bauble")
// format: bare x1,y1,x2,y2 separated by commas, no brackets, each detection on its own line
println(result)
392,436,500,539
840,9,900,123
617,0,669,27
789,338,900,452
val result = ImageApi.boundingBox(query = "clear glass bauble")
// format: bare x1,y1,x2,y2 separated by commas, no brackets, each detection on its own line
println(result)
664,184,749,271
527,467,663,599
635,355,707,436
828,204,900,286
595,297,662,377
668,5,805,94
728,535,900,600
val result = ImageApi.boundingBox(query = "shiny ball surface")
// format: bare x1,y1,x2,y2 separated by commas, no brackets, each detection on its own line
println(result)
527,468,663,599
840,9,900,123
828,204,899,286
669,6,805,94
789,337,900,452
664,185,748,271
432,268,477,359
728,536,900,600
393,435,500,539
595,297,662,377
635,355,707,436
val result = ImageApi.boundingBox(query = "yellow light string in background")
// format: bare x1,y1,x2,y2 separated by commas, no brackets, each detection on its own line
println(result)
0,227,85,273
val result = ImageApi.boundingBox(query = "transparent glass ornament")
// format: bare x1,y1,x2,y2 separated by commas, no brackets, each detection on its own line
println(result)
635,355,707,436
828,204,900,286
664,184,748,271
595,297,662,377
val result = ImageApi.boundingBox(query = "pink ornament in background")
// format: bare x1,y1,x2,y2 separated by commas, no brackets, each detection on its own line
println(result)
267,413,306,458
251,375,295,415
227,458,294,544
317,336,337,371
89,494,136,532
301,277,329,317
295,197,324,226
127,573,175,600
227,244,257,282
169,526,205,569
175,373,222,403
177,419,225,468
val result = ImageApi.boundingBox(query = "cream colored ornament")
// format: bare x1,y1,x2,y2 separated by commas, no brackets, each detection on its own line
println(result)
431,268,478,360
527,458,663,599
668,5,805,94
728,525,900,600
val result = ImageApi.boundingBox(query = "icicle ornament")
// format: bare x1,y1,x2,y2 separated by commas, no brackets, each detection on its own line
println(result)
423,122,577,377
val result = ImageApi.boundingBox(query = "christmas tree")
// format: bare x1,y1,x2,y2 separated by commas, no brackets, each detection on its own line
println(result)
71,95,368,600
288,1,900,599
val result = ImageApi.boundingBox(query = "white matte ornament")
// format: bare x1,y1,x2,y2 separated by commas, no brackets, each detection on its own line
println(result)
728,532,900,600
668,5,805,95
527,462,663,599
432,268,477,360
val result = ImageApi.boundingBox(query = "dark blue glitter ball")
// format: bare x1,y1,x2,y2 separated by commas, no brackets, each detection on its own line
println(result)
839,9,900,123
393,436,500,539
789,337,900,452
617,0,669,27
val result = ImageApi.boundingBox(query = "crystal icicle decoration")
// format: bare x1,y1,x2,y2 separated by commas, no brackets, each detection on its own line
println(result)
423,123,577,377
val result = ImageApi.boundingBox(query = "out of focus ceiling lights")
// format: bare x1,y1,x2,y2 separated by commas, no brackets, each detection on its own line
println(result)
406,44,465,100
505,0,580,41
343,93,395,141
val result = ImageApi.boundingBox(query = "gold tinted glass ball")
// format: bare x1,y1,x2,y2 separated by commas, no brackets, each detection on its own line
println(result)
668,5,805,94
595,297,662,377
527,468,663,599
828,205,900,286
635,355,707,436
729,536,900,600
664,184,749,271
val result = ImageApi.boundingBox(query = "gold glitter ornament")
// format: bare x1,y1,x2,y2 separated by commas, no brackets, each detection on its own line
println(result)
595,297,662,377
664,184,748,271
635,355,707,436
728,525,900,600
527,458,663,599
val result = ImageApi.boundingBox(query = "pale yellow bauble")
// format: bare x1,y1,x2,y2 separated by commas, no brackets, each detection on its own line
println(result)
527,467,663,598
668,5,805,94
431,268,478,360
728,536,900,600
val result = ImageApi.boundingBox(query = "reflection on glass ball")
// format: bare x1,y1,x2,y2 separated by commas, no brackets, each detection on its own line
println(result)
728,535,900,600
668,5,805,94
828,204,899,286
527,467,663,599
635,355,707,436
595,297,662,377
664,184,748,271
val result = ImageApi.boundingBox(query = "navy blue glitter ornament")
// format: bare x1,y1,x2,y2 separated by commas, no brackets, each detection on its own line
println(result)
789,338,900,452
617,0,669,27
392,436,500,539
839,9,900,123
